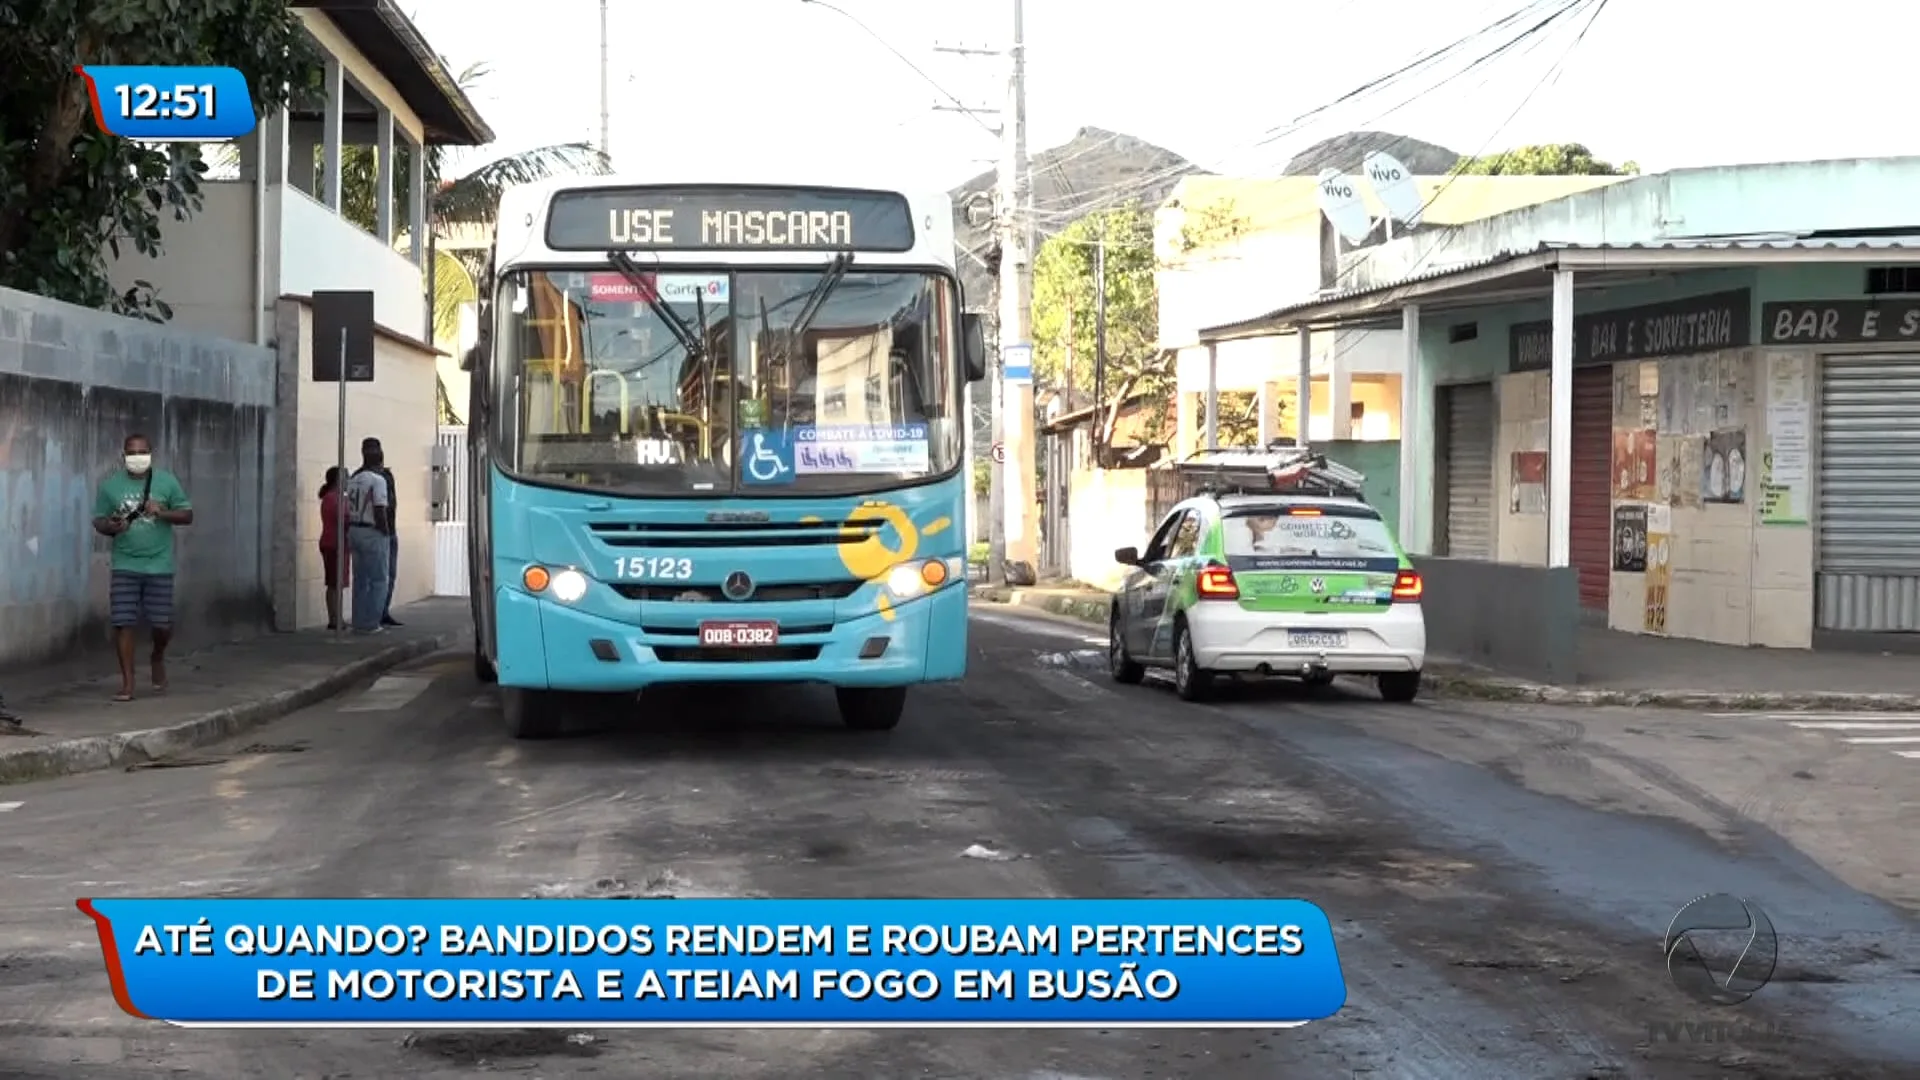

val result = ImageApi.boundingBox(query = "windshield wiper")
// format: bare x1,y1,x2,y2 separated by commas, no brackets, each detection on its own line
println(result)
607,250,704,359
786,251,853,348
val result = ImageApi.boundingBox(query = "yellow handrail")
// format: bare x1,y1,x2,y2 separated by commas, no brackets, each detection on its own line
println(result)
656,410,709,457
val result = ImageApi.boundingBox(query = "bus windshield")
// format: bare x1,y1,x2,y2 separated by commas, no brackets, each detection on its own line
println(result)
491,267,964,496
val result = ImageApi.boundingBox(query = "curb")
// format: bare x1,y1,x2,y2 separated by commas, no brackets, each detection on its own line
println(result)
0,633,459,786
968,590,1920,712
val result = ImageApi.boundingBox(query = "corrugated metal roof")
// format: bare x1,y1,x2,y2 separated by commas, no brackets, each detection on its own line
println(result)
1202,249,1537,338
1539,235,1920,251
1199,235,1920,340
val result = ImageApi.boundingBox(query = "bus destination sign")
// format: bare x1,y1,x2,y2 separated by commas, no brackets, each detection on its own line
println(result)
547,186,916,252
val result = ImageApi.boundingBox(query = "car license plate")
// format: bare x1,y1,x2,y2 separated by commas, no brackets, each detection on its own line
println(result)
1289,630,1347,649
699,621,779,647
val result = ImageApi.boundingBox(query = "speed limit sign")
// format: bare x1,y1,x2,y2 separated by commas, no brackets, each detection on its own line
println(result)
991,442,1006,463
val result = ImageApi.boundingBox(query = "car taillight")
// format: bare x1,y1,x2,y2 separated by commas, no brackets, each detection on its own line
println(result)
1197,564,1239,600
1391,570,1423,601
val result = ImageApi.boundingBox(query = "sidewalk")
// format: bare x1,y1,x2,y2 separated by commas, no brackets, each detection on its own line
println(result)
973,583,1920,710
0,598,470,784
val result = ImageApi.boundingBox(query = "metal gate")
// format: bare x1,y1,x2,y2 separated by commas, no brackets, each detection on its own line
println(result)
1570,369,1613,610
432,425,470,597
1818,354,1920,630
1440,382,1495,558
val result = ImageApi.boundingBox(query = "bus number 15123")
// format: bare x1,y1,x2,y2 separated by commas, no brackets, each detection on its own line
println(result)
613,557,694,579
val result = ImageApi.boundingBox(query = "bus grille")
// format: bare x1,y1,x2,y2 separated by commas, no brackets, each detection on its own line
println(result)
588,519,884,549
612,581,861,602
653,645,823,663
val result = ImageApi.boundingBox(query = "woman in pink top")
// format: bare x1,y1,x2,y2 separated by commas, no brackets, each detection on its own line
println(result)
318,467,352,629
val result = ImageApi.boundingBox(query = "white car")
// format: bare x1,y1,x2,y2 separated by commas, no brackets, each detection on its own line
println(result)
1107,490,1427,702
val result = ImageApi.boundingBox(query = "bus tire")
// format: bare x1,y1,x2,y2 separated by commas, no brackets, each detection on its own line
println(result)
502,687,562,739
474,642,497,684
837,686,906,731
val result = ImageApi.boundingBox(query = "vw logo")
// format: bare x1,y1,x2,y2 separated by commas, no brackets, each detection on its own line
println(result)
1308,578,1326,594
722,571,755,601
1664,893,1777,1006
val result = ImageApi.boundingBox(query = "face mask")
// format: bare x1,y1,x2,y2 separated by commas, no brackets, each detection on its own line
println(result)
124,454,153,475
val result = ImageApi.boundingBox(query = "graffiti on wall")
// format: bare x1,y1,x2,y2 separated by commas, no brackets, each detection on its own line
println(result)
0,370,273,666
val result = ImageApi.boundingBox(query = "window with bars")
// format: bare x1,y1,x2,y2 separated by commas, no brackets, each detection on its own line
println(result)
1866,266,1920,294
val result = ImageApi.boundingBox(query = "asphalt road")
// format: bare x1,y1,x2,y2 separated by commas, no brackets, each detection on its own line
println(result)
2,606,1916,1079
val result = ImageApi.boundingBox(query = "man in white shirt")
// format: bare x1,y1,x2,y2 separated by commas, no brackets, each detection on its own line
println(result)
344,444,392,634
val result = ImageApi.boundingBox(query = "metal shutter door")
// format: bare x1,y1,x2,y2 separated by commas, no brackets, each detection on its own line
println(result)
1570,369,1613,610
1817,354,1920,630
1441,383,1495,558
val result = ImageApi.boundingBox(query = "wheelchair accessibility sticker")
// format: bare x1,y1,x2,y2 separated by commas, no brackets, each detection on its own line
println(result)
740,429,795,485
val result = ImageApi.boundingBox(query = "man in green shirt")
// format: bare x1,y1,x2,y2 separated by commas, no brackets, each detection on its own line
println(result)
91,433,194,702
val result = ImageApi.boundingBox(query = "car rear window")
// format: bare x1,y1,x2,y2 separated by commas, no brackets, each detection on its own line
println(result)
1223,506,1398,564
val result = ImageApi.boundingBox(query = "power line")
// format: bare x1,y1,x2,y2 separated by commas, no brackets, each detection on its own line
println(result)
1311,0,1614,374
1028,0,1586,217
798,0,1000,137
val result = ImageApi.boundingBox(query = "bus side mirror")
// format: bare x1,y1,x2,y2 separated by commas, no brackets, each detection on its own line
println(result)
961,313,987,382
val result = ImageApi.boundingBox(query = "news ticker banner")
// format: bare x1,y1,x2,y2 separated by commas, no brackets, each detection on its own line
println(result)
79,898,1347,1027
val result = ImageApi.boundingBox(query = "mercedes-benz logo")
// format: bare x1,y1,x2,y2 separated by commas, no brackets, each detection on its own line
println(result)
1664,893,1777,1006
722,571,754,601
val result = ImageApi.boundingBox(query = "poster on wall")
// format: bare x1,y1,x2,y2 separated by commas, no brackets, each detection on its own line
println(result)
1701,428,1748,504
1510,450,1548,514
1612,503,1648,572
1612,429,1656,500
1761,351,1811,525
1643,503,1672,635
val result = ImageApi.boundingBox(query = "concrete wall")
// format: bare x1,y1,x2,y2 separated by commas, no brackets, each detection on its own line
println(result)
1066,468,1153,591
1414,557,1579,684
270,298,443,631
276,186,429,341
0,287,276,670
1318,439,1402,537
1345,158,1920,291
1495,369,1550,565
105,181,258,344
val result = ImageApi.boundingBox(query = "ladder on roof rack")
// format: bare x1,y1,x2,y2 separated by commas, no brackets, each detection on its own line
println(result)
1172,445,1367,500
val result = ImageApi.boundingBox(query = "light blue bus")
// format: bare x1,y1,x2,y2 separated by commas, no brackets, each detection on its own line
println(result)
463,175,987,738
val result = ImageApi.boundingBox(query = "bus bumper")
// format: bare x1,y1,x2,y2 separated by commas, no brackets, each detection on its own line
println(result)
493,584,969,692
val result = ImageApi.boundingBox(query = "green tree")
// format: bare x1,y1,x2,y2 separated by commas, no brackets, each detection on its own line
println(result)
1451,142,1639,176
0,2,319,319
1031,205,1163,448
1191,390,1285,448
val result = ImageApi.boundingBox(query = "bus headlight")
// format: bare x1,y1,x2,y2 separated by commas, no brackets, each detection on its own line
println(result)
886,559,951,598
549,568,589,603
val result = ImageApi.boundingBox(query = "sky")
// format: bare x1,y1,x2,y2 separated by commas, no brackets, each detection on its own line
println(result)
403,0,1912,196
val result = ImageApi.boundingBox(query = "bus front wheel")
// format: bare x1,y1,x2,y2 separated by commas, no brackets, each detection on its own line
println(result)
502,687,563,740
836,687,906,731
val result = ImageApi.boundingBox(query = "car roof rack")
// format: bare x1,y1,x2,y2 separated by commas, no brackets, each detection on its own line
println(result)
1172,444,1368,500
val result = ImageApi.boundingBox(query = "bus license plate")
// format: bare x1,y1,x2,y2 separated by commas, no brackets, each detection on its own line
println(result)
1288,630,1347,649
699,621,778,647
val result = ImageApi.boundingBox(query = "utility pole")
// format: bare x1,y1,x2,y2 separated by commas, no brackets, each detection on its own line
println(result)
995,0,1037,583
598,0,610,160
1094,230,1107,456
929,43,1001,564
932,35,1024,581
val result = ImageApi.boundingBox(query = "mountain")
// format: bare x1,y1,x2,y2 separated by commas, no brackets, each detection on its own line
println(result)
1282,131,1463,177
949,126,1201,308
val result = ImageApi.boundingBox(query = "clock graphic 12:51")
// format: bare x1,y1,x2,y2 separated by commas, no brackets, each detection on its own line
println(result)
74,65,256,141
